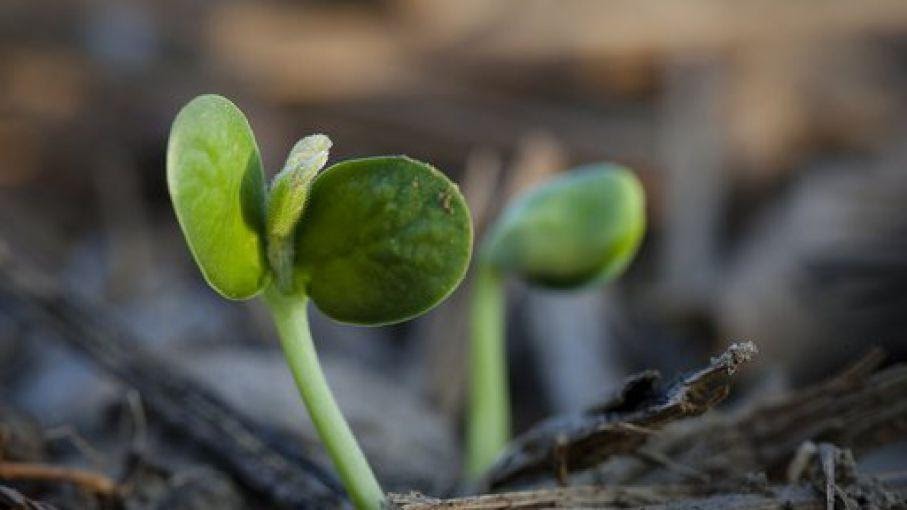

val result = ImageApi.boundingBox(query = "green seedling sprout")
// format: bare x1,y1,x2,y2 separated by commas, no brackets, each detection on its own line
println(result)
167,95,472,510
466,164,646,477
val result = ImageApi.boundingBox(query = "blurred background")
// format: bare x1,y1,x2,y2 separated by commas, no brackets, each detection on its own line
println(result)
2,0,907,505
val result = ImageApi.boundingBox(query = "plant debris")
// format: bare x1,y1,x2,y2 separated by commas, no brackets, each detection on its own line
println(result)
473,342,757,491
390,345,907,509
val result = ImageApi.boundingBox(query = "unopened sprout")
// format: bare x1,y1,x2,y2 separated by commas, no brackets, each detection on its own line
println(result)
466,165,645,477
167,94,472,509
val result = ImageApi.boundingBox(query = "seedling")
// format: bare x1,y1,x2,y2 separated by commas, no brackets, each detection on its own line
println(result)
167,94,472,509
466,165,646,477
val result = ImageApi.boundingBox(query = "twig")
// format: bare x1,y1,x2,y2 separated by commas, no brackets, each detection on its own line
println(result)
786,441,818,483
391,475,907,510
391,485,701,510
818,444,836,510
0,461,117,496
124,390,147,455
0,484,58,510
597,351,907,487
476,342,758,490
635,448,710,484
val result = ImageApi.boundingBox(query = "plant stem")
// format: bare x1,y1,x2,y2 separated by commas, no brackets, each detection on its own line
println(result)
266,236,295,293
466,264,509,478
263,286,384,510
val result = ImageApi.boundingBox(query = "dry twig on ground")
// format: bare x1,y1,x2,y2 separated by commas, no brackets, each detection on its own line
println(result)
476,342,758,491
0,484,58,510
0,461,117,497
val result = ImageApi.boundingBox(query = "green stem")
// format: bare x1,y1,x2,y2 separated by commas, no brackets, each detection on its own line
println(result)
466,264,509,478
267,235,295,293
263,286,384,510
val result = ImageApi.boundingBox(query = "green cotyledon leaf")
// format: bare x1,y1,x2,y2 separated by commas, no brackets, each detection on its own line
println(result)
293,156,473,325
166,94,268,299
482,164,646,288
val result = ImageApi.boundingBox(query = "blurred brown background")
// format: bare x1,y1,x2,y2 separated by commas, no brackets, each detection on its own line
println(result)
2,0,907,503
